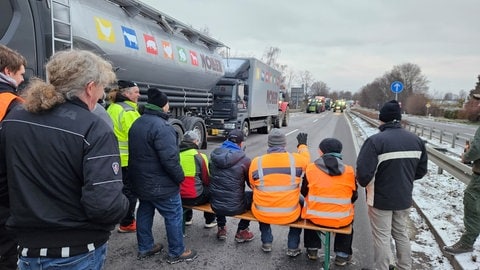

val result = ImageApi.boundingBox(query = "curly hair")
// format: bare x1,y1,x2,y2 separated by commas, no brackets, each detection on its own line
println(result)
23,50,116,113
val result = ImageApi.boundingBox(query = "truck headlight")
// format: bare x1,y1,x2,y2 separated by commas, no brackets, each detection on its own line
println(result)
224,123,236,129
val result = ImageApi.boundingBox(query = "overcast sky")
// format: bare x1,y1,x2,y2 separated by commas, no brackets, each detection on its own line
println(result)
140,0,479,97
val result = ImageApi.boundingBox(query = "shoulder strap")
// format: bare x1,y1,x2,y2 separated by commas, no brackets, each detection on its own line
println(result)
195,151,209,185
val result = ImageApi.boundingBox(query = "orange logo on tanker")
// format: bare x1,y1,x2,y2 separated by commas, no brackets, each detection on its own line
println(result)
144,34,158,55
94,17,115,42
162,41,174,60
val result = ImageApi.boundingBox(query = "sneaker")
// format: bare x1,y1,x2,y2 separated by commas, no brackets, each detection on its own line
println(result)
166,249,198,264
286,248,301,257
118,220,136,233
185,219,193,226
262,243,272,252
204,220,217,228
334,254,352,266
217,226,227,240
444,241,474,254
306,248,318,260
137,243,163,260
235,228,255,243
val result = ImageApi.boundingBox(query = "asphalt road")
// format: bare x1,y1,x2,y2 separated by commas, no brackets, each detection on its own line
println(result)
104,111,374,270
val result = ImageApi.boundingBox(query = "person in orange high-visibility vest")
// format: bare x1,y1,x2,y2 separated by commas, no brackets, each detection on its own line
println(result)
300,138,357,266
0,44,26,270
249,129,310,256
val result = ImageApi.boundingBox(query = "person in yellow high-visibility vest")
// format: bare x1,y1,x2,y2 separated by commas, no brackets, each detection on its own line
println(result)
107,80,141,233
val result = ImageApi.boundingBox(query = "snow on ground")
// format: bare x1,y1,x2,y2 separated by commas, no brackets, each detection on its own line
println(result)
350,113,480,270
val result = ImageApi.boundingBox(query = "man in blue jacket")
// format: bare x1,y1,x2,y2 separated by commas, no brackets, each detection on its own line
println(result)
356,100,428,270
128,88,197,264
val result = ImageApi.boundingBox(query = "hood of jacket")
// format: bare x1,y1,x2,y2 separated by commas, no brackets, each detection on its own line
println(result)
210,140,245,169
179,140,198,152
314,155,345,176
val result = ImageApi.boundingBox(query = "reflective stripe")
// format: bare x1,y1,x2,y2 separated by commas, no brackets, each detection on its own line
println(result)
256,153,297,186
257,184,298,192
287,153,296,185
40,248,47,256
21,248,28,257
87,243,95,252
309,195,350,205
61,247,70,258
257,156,265,186
119,149,129,154
251,167,304,179
255,203,298,213
378,151,422,164
305,208,351,218
118,141,128,147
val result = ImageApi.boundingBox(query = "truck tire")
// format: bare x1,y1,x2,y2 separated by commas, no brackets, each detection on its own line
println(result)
168,118,185,144
241,121,250,137
258,116,272,134
282,108,289,127
182,116,207,149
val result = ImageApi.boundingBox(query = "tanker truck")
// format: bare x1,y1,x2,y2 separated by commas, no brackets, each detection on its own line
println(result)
0,0,226,148
206,58,289,137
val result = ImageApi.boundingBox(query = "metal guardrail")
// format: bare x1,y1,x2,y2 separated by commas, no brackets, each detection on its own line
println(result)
348,110,472,185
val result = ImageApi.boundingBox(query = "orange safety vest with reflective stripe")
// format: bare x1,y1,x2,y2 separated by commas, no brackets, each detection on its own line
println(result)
301,164,355,228
0,92,23,120
249,144,309,224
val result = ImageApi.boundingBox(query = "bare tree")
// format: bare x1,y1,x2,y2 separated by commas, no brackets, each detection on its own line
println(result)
261,46,281,69
309,81,330,96
298,70,314,94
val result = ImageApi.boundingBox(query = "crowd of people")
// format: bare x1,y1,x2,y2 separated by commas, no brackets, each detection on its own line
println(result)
2,45,478,270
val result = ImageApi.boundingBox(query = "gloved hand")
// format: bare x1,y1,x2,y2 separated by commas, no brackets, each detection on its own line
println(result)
296,132,308,146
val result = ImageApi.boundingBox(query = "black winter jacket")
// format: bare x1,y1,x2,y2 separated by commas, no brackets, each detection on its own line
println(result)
128,108,184,200
356,121,428,210
209,140,251,216
0,98,128,249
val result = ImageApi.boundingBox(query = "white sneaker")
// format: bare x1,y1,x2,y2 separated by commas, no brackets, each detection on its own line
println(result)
204,220,217,228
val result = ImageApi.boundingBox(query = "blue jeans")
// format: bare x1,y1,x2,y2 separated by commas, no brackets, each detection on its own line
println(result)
136,193,185,257
17,243,107,270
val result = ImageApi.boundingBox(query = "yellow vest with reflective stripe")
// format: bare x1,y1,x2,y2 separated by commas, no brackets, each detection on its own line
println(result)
106,101,140,167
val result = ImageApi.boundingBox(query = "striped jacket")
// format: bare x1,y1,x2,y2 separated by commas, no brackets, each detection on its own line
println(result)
356,121,428,210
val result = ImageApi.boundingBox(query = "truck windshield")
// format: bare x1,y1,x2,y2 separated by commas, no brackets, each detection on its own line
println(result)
213,85,235,101
0,2,13,38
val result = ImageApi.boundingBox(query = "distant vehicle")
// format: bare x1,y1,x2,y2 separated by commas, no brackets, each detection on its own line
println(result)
325,98,332,110
206,58,289,137
333,99,347,112
306,96,325,113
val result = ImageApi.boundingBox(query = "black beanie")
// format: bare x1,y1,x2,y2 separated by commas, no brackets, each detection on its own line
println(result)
379,100,401,122
319,138,342,154
147,88,168,108
118,80,137,90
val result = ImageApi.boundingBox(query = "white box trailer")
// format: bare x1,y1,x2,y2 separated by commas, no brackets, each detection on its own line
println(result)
206,57,289,137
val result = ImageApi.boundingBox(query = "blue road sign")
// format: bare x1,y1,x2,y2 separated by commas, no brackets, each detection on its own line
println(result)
390,81,404,93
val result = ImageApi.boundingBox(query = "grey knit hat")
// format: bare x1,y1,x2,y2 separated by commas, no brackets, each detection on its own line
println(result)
183,130,200,143
268,128,286,147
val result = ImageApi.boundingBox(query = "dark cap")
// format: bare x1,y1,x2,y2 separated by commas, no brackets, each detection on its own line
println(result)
118,80,137,90
379,100,401,122
147,87,168,108
227,129,244,144
319,138,342,154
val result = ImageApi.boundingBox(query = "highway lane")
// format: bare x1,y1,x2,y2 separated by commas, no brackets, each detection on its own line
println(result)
104,110,374,269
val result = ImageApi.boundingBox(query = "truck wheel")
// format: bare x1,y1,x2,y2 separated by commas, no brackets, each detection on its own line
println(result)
183,117,207,149
168,118,185,144
282,108,290,127
241,121,250,137
258,116,272,134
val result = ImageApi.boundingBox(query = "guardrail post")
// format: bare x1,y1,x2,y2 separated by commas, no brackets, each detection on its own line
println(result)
429,127,433,140
437,167,443,174
421,126,424,137
439,130,443,144
414,124,418,134
452,133,458,148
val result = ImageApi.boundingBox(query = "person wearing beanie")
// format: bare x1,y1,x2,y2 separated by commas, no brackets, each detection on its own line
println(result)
248,129,310,256
209,129,255,242
128,87,197,263
106,79,141,233
379,100,402,123
300,138,357,265
444,93,480,255
178,130,217,229
357,100,428,269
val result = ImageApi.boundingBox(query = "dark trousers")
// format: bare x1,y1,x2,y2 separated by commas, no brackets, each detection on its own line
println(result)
304,227,354,255
217,191,253,232
182,189,216,224
0,226,17,270
120,167,137,226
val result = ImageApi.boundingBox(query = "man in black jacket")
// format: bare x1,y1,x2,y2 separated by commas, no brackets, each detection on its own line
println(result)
0,49,129,270
0,44,26,270
356,100,428,270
